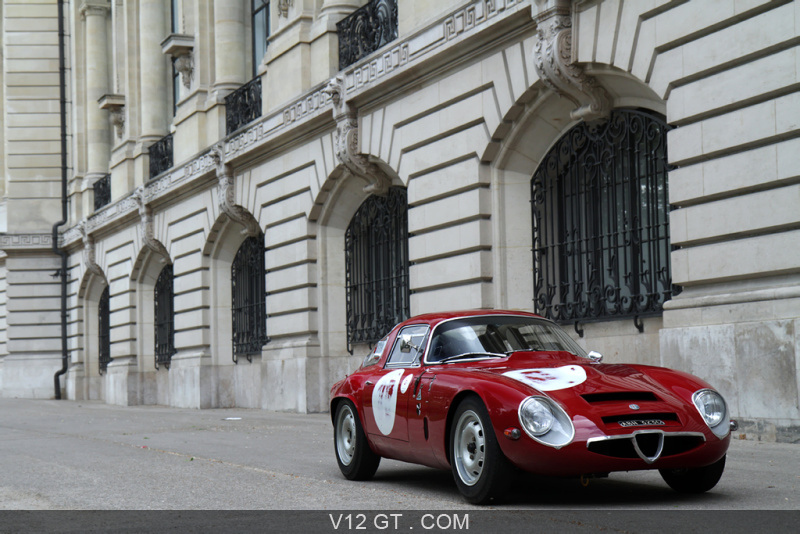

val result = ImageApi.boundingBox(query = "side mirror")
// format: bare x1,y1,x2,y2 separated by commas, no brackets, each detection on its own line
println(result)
400,335,419,353
587,350,603,363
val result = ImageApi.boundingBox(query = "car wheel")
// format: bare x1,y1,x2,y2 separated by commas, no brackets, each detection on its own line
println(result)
334,400,381,480
450,396,512,504
659,455,726,493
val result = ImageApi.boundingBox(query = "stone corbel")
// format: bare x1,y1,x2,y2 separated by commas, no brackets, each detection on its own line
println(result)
161,33,194,89
98,94,125,139
78,220,104,278
134,186,170,263
532,0,610,121
211,143,262,237
278,0,293,17
322,75,391,196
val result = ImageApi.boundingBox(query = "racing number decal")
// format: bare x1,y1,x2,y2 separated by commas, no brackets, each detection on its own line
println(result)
372,369,405,435
503,365,587,391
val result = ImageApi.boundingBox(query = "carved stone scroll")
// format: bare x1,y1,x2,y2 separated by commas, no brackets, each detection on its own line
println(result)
134,186,170,263
533,0,610,121
79,220,104,278
211,143,262,237
322,75,391,196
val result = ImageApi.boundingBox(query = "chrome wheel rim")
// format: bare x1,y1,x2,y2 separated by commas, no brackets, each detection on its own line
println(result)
336,405,356,466
453,409,485,486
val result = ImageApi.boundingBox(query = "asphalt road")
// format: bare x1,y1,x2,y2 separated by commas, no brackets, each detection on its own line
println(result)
0,398,797,532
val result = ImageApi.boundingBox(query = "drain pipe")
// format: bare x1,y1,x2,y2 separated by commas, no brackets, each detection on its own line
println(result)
53,0,69,399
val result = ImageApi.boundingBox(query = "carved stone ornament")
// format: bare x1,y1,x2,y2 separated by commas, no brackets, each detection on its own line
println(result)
211,143,262,237
78,220,104,278
161,34,195,90
278,0,293,18
532,0,610,121
134,186,170,263
98,94,125,139
322,75,391,196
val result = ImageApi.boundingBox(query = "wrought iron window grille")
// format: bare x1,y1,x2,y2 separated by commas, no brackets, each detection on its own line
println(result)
231,233,269,363
345,187,410,353
154,264,177,370
531,109,679,333
337,0,398,70
148,133,173,179
93,174,111,211
225,76,263,135
98,286,112,374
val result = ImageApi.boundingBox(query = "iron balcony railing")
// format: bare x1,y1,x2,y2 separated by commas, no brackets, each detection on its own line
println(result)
148,133,173,179
93,174,111,211
337,0,398,70
225,76,262,135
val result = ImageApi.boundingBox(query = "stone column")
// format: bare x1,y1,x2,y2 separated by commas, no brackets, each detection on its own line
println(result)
139,0,168,139
213,2,246,91
81,1,111,181
320,0,361,17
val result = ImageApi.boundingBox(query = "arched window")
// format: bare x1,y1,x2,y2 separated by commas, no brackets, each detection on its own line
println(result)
531,109,678,329
231,233,268,362
345,187,410,352
154,264,176,370
98,286,111,374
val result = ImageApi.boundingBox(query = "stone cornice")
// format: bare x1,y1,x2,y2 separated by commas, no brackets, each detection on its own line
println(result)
59,0,530,248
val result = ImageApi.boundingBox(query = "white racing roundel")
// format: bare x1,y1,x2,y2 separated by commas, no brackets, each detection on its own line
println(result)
503,365,587,391
372,369,405,435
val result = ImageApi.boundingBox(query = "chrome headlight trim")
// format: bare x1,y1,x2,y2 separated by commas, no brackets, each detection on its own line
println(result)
518,396,575,449
692,388,730,439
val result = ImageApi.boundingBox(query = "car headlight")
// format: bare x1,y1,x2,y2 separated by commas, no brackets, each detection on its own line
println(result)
518,396,575,448
519,397,554,436
692,389,730,439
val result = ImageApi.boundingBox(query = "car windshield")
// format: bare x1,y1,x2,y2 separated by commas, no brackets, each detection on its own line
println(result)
427,315,587,363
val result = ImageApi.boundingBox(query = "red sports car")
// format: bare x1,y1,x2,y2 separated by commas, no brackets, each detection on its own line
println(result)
330,310,736,504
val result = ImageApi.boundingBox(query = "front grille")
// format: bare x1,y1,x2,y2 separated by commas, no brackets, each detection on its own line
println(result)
582,391,659,403
587,432,705,462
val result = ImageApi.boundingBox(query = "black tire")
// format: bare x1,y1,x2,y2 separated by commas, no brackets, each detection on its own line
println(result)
659,455,726,493
449,396,512,504
333,400,381,480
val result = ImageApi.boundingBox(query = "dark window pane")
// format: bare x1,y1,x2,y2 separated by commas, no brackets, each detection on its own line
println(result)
531,109,678,325
231,233,269,362
98,286,111,374
345,187,410,351
154,264,176,370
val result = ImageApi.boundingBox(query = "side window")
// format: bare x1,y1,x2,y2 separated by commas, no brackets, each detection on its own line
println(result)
361,336,389,368
386,325,428,367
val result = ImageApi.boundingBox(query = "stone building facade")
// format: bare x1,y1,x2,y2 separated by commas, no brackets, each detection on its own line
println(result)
1,0,798,441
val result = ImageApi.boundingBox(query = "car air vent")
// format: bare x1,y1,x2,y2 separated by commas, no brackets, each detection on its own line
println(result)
582,391,659,403
602,413,679,425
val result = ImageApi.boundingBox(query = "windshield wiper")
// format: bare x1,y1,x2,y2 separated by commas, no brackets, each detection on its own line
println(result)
438,352,506,364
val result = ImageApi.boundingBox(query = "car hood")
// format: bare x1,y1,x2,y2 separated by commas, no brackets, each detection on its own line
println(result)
460,351,701,409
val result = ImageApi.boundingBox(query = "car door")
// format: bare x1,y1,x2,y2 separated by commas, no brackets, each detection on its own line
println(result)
362,325,429,447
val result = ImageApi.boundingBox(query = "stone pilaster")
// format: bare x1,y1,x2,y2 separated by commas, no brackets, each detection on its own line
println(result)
81,0,112,217
139,0,169,139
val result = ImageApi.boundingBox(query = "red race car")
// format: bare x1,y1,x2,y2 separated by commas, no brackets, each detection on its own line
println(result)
330,310,736,504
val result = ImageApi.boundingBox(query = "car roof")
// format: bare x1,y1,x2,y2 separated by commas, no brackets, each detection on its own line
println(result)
397,309,545,328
